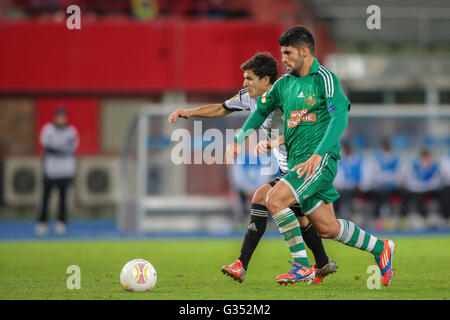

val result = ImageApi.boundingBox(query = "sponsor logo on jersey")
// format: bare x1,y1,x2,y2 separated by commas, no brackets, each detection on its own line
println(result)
287,118,301,128
297,92,305,98
290,110,309,119
327,105,335,112
305,94,316,107
287,109,316,127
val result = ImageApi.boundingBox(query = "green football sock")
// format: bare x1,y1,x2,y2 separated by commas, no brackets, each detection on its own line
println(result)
273,208,312,267
333,219,385,258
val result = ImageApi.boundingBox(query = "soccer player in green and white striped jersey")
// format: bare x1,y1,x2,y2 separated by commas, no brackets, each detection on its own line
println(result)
226,26,396,286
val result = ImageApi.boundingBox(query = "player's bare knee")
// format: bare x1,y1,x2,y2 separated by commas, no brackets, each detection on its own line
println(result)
252,186,268,205
265,197,277,215
265,191,282,215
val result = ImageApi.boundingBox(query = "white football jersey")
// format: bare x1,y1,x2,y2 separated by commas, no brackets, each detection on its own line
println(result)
223,88,288,172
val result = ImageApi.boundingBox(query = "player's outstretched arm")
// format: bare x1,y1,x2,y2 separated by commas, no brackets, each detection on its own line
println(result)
226,85,280,166
225,107,270,168
168,104,232,123
234,107,270,145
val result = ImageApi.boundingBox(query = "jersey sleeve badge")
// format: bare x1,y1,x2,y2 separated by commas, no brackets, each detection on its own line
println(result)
261,92,267,104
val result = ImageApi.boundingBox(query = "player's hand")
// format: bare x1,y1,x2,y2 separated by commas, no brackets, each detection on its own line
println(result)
254,140,272,155
167,109,191,124
293,153,323,181
225,141,241,168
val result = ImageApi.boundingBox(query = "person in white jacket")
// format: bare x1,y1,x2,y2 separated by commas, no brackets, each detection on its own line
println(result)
36,107,79,236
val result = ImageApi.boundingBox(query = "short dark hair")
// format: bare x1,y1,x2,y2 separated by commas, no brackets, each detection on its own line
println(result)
240,52,278,84
420,148,431,158
278,25,315,55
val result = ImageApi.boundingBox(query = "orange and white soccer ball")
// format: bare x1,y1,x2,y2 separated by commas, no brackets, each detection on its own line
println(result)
120,259,157,292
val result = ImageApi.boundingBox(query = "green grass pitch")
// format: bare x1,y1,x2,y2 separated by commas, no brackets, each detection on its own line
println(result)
0,236,449,300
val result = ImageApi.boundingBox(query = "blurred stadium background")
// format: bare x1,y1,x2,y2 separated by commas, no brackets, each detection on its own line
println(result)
1,0,450,240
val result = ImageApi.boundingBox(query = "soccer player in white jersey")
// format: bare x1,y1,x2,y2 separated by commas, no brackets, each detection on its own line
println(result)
168,53,337,284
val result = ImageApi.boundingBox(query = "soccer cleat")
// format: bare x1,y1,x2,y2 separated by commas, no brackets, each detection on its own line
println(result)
275,261,315,285
375,239,396,286
221,259,246,283
309,259,338,285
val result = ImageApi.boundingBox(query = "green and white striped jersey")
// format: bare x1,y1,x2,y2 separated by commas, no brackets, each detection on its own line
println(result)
256,58,351,168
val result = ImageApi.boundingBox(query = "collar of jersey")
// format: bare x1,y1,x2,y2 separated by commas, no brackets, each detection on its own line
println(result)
307,58,320,76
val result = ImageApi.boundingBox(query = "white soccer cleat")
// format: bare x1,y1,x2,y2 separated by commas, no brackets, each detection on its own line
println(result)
35,222,49,236
54,222,67,236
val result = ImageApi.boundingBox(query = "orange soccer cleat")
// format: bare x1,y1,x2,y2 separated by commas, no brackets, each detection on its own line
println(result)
221,259,246,283
375,239,397,286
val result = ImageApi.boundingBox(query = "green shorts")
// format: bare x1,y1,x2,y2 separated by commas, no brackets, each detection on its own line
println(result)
280,153,340,215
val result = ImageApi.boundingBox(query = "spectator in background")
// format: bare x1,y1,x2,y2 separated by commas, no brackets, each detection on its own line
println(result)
131,0,158,20
334,141,365,218
203,0,225,19
28,0,61,15
0,0,25,19
365,139,404,227
402,149,442,227
440,150,450,226
35,107,79,236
